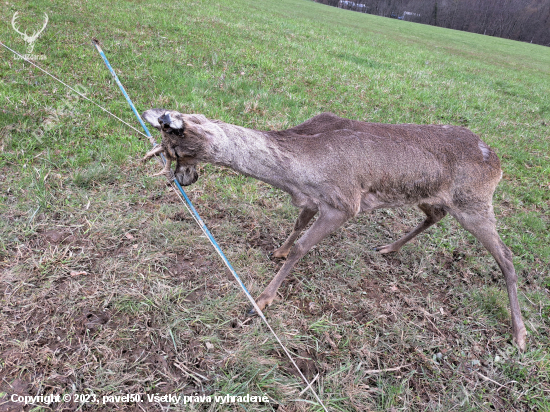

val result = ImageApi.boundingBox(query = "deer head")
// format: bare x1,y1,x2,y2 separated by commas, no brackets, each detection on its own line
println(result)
11,11,49,55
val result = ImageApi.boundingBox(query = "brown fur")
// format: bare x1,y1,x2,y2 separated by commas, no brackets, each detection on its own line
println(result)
142,110,527,350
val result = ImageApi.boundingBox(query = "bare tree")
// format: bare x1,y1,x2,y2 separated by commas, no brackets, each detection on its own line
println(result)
313,0,550,46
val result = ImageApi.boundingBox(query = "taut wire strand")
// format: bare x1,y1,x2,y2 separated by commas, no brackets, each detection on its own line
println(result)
1,42,148,139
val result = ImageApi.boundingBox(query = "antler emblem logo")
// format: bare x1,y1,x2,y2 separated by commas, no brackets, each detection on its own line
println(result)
11,11,49,55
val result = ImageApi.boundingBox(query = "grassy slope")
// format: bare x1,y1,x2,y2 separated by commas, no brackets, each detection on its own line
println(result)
1,0,549,410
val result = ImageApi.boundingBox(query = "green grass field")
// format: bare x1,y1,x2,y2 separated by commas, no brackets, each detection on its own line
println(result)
1,0,549,410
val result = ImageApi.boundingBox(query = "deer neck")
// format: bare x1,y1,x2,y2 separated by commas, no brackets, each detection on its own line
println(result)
206,122,292,190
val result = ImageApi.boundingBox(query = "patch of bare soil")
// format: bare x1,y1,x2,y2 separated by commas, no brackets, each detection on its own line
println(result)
271,348,320,381
1,189,543,412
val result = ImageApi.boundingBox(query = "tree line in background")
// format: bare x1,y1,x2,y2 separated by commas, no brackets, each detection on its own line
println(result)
316,0,550,46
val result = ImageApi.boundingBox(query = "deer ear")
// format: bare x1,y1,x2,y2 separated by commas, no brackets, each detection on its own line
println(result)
142,109,167,130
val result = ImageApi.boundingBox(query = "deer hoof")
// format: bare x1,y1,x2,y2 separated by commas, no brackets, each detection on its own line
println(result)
268,252,285,261
246,292,276,316
515,327,527,351
271,248,289,259
374,244,398,254
246,306,259,317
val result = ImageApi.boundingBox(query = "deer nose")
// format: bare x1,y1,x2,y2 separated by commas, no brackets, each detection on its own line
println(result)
159,113,171,126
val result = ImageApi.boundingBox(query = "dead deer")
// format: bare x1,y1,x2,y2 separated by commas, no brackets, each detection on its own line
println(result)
142,110,527,350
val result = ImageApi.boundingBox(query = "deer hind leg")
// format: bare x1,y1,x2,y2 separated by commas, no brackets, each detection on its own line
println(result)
272,207,318,259
375,204,447,254
252,206,348,313
451,206,527,350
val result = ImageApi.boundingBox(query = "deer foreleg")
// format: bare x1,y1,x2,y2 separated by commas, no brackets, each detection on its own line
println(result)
150,158,173,179
143,144,165,162
272,207,318,258
251,206,349,314
143,145,174,179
